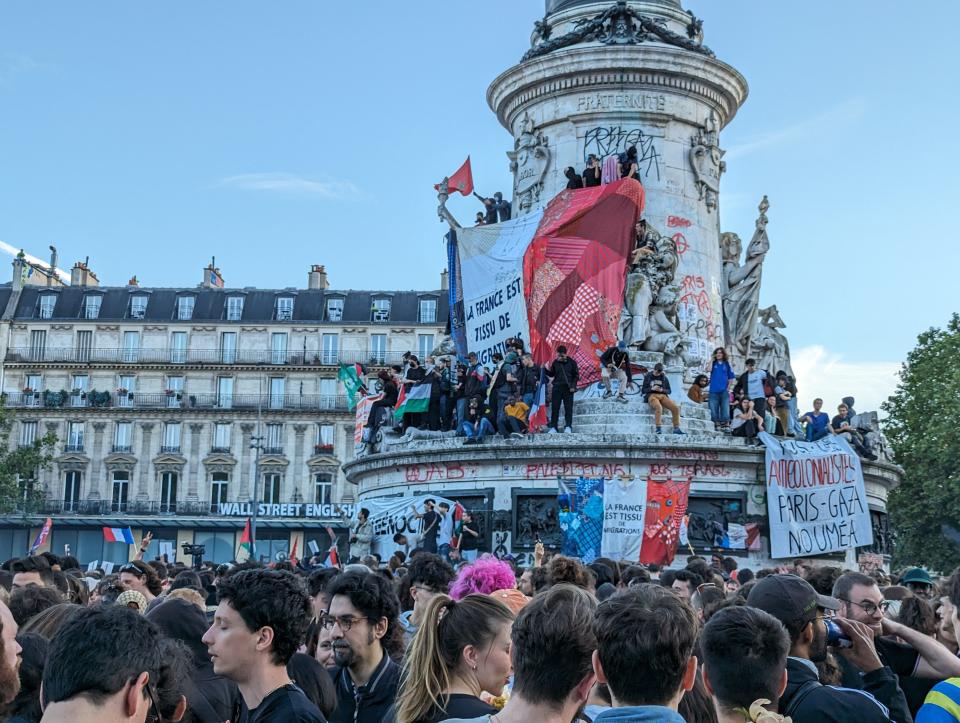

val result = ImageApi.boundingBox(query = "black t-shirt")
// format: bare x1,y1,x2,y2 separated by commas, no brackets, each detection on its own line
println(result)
460,526,480,551
421,510,440,546
238,684,326,723
419,694,497,723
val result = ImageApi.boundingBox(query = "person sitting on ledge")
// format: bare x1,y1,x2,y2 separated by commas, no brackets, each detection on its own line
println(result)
642,363,684,435
764,394,785,436
801,397,831,442
832,402,877,460
687,374,709,404
502,394,530,438
461,396,495,445
730,397,764,444
600,341,632,402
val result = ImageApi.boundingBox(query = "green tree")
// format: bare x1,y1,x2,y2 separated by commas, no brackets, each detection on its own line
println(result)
0,403,58,515
884,313,960,571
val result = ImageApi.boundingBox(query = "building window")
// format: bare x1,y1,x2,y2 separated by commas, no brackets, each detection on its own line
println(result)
122,331,140,364
163,423,181,453
170,331,187,364
326,298,344,322
159,472,178,513
23,374,41,407
29,330,46,361
370,334,387,364
226,296,244,321
213,423,231,452
419,298,437,324
38,295,56,319
166,376,184,408
75,330,92,362
371,298,391,322
19,421,37,447
71,374,88,407
270,332,287,365
210,472,229,512
176,296,194,320
314,472,333,505
275,297,294,321
263,473,282,505
117,374,135,408
318,423,334,447
82,295,102,320
319,379,337,409
63,471,82,512
67,422,84,452
321,333,339,365
269,377,285,410
111,471,129,513
265,424,283,454
219,331,237,364
128,295,148,319
418,334,435,361
217,377,234,409
114,422,132,453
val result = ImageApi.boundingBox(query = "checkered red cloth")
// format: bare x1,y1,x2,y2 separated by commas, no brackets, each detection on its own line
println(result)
523,179,645,387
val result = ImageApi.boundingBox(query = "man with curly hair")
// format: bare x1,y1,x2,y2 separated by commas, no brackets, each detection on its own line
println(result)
202,568,324,722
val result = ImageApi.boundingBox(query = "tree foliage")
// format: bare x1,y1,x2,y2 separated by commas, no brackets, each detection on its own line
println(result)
884,313,960,571
0,403,57,515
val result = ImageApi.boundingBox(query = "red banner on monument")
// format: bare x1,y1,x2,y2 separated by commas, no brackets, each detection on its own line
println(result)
523,178,645,387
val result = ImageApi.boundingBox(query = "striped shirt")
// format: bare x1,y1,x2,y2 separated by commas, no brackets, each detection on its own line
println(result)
918,677,960,722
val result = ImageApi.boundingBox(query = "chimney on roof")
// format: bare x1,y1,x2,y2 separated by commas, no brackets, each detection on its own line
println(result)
71,258,99,287
48,246,58,287
203,257,224,288
308,264,329,290
128,275,139,287
440,269,449,292
11,250,27,291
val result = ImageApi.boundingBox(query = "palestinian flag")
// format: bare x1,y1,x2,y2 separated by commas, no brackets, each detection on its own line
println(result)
393,383,431,421
338,363,367,410
236,518,252,562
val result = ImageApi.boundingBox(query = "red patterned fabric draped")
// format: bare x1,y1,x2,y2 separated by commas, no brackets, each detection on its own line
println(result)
523,178,645,387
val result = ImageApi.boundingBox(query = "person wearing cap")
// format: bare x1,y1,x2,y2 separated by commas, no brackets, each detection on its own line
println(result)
747,573,907,722
902,568,936,601
642,363,684,435
833,571,960,716
600,341,633,402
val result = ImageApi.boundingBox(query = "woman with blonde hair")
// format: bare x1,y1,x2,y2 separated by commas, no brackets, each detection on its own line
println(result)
394,593,514,723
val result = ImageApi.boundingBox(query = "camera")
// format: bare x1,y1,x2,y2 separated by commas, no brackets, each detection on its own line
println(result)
824,619,853,648
181,542,206,571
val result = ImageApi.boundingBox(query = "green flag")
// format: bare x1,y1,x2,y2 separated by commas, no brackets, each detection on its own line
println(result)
338,363,366,410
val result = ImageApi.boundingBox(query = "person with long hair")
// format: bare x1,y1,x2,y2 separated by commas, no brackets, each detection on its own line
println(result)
707,347,736,430
729,397,763,444
394,594,514,723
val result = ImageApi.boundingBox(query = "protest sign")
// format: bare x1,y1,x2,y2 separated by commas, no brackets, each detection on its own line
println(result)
761,432,873,559
354,393,381,455
346,494,454,559
102,561,114,575
600,477,648,562
558,477,604,563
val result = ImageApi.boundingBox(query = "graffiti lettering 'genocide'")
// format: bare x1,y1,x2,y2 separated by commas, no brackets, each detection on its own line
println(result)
582,127,661,181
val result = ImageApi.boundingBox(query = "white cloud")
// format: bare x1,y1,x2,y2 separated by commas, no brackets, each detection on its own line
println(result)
0,240,71,283
791,344,901,415
725,98,867,161
216,172,362,200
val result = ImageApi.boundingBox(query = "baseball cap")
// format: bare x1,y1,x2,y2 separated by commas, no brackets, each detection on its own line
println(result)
901,567,934,585
489,588,529,615
746,574,839,628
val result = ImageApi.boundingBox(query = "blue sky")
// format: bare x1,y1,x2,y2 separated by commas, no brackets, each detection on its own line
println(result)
2,1,957,410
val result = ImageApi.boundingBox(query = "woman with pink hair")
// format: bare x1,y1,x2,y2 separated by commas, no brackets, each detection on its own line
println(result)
449,556,516,600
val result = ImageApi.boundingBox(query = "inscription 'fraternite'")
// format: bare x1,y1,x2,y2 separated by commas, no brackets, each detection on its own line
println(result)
577,93,667,112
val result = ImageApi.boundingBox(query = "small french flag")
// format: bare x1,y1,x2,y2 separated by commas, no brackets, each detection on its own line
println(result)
527,368,548,433
102,526,135,544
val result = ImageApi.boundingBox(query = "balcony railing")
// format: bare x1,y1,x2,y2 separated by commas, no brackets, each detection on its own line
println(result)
160,445,181,454
210,446,231,454
6,347,411,366
2,391,349,411
263,446,284,455
64,443,85,453
39,499,215,516
111,444,133,454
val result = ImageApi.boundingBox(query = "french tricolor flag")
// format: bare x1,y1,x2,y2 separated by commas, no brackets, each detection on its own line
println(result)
102,526,135,544
527,368,548,433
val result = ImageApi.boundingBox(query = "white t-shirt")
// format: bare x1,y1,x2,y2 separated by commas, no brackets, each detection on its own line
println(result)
746,369,767,399
438,511,455,545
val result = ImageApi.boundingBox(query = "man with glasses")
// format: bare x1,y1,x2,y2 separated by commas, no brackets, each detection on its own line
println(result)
39,605,162,723
833,571,960,716
202,568,324,722
747,573,907,722
325,572,400,723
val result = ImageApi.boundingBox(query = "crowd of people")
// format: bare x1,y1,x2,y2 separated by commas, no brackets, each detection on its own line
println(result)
4,546,960,722
361,342,879,460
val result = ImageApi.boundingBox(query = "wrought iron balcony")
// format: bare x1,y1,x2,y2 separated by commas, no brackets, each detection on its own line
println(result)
39,498,213,517
160,445,181,454
2,391,349,412
64,444,85,453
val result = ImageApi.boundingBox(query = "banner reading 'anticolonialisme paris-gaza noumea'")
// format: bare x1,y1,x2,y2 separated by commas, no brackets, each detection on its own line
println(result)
760,432,873,559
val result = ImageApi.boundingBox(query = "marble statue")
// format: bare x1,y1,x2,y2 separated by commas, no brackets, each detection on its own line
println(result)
436,177,462,230
749,305,793,377
689,111,725,212
642,284,687,364
721,196,770,366
507,112,551,215
620,223,677,349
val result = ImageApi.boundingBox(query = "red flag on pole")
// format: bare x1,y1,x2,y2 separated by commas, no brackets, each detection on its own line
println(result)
289,537,299,566
435,156,474,196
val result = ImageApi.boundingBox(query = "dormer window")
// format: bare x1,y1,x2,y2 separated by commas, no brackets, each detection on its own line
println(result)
128,295,148,319
38,294,56,319
419,298,437,324
176,296,194,320
326,298,344,322
371,298,391,322
275,297,294,321
226,296,244,321
82,295,102,320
